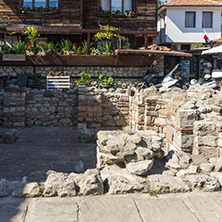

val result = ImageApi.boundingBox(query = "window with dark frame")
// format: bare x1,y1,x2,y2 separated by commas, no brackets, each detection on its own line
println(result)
202,12,213,28
22,0,58,9
185,12,196,28
100,0,133,14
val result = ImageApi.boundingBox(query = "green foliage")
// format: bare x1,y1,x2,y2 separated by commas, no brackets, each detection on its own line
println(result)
145,179,160,197
101,10,113,20
122,42,131,50
98,74,114,87
77,72,92,86
98,41,112,55
38,184,45,196
48,71,68,76
58,39,74,53
1,45,13,54
39,42,58,55
23,27,40,45
94,25,126,41
32,73,44,85
192,43,205,49
11,41,26,54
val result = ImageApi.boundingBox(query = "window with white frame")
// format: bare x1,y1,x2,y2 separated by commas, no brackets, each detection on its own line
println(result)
202,12,213,28
100,0,132,14
23,0,58,9
185,12,196,28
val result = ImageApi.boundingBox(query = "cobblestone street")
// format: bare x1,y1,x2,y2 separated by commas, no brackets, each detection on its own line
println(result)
0,127,96,181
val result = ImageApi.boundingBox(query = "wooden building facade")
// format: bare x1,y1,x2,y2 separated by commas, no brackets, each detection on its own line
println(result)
0,0,158,48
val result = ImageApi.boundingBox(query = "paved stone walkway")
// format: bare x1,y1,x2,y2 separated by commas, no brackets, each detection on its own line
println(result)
0,127,96,181
1,192,222,222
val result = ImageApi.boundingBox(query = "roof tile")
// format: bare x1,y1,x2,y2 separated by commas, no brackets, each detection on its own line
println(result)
163,0,222,6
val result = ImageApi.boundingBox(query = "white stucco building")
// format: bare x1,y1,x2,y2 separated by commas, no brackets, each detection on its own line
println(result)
155,0,222,51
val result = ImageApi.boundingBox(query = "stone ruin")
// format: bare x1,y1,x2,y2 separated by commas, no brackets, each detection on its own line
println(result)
1,84,222,197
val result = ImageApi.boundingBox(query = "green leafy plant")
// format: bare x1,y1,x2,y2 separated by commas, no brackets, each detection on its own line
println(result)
23,27,40,54
11,41,27,54
38,184,45,196
101,10,113,20
114,9,121,15
97,41,112,55
94,25,126,41
122,41,131,49
1,45,13,54
32,73,44,85
77,72,92,86
90,48,100,55
48,71,68,76
58,39,75,54
145,179,160,197
98,74,114,87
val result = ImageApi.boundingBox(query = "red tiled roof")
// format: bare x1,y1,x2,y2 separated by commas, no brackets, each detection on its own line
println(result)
162,0,222,6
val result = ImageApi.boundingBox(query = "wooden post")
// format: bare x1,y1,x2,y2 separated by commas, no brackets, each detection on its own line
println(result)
144,34,148,49
87,33,91,54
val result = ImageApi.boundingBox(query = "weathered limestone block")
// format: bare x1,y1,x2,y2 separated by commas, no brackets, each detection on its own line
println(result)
1,129,17,144
44,172,76,197
126,159,154,176
194,121,216,135
195,136,217,147
175,109,198,128
173,131,193,152
210,172,222,186
166,150,191,169
176,165,198,177
12,182,40,198
200,163,214,172
193,145,219,159
209,158,222,172
100,165,146,194
147,175,190,194
78,169,104,196
184,174,221,192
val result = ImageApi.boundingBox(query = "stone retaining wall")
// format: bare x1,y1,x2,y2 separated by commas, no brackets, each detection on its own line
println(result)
78,87,129,128
3,87,26,128
25,89,78,127
193,120,222,159
2,86,78,127
0,90,4,126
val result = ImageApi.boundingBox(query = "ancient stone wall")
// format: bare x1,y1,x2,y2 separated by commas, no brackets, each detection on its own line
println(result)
0,90,4,126
78,87,129,128
2,86,78,127
193,120,222,159
25,89,78,127
129,88,167,136
0,66,148,89
3,87,27,128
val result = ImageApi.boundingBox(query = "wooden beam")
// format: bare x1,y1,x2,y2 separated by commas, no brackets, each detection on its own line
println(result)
97,0,100,12
144,34,148,49
87,33,91,54
133,0,136,12
109,0,111,11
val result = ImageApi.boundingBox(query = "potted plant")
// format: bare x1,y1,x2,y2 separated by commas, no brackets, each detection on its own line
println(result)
20,6,31,13
114,10,121,16
2,41,26,61
98,74,114,88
